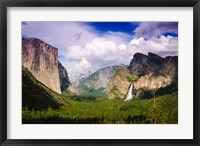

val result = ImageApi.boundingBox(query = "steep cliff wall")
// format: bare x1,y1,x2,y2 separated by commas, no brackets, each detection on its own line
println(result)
133,56,178,91
58,61,70,92
132,55,178,98
128,53,164,75
107,53,178,99
22,38,61,93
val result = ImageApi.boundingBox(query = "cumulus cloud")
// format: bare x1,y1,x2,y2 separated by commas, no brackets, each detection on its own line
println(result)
22,22,131,56
134,22,178,39
22,22,178,74
129,35,178,57
62,34,177,74
102,31,132,44
63,38,132,73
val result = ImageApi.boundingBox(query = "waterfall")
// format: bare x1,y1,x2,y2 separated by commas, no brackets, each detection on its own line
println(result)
124,83,133,101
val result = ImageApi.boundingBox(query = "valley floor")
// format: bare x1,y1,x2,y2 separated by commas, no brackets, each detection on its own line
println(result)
22,92,178,124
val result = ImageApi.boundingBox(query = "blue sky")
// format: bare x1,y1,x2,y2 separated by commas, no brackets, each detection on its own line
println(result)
87,22,140,35
22,22,178,74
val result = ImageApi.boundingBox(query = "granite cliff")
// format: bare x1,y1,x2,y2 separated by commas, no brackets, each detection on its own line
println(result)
22,38,71,94
128,53,164,75
129,53,178,99
58,61,70,92
107,53,178,99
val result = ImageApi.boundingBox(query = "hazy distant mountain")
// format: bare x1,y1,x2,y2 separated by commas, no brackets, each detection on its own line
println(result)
77,66,120,96
68,72,88,87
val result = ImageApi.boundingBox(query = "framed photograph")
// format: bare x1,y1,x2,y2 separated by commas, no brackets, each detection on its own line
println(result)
1,0,199,145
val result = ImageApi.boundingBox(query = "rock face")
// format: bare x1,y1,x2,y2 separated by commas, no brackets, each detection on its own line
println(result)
132,55,178,98
22,38,61,93
134,73,173,91
128,53,164,75
22,66,67,110
159,56,178,79
58,61,70,92
107,53,178,100
107,67,137,99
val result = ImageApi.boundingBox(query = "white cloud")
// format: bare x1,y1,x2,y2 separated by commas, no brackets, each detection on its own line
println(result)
80,57,91,69
23,22,178,74
129,35,178,57
103,31,132,43
64,37,132,73
118,44,127,51
63,34,178,74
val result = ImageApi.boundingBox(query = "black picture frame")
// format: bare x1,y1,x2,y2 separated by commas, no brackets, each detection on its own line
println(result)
0,0,199,145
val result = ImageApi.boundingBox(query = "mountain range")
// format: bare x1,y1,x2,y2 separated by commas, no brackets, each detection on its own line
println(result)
22,38,178,102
